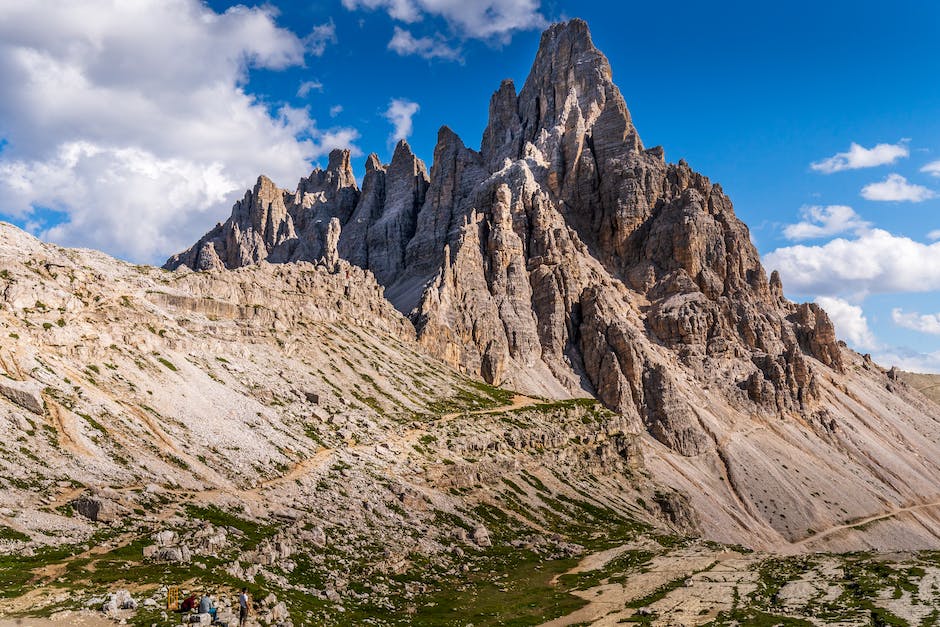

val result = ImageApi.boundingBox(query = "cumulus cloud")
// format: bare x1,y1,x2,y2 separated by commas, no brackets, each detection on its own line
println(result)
329,105,344,117
765,229,940,298
921,160,940,177
929,229,940,241
384,98,420,144
388,26,462,61
892,309,940,335
861,174,935,202
814,296,878,350
343,0,547,45
782,205,870,241
810,141,909,174
0,1,358,263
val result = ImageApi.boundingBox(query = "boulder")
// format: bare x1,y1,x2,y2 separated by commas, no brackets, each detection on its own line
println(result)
0,377,44,415
70,495,121,523
471,525,491,548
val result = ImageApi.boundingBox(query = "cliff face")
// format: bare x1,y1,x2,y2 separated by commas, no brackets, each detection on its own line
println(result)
164,19,940,547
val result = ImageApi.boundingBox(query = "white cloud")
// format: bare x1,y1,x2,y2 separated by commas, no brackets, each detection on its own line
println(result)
343,0,424,23
892,309,940,335
921,160,940,177
384,98,420,144
811,141,909,174
765,229,940,298
18,142,236,261
388,26,462,61
343,0,547,40
297,80,324,97
871,346,940,374
0,1,359,263
861,174,935,202
329,105,344,117
814,296,878,350
782,205,870,240
928,229,940,241
305,20,337,56
316,128,363,156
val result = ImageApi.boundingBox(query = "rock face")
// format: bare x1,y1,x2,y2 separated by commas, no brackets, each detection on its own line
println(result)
166,18,841,439
165,141,428,285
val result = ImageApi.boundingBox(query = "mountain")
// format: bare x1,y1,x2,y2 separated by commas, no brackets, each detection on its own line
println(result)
3,17,940,627
168,19,940,550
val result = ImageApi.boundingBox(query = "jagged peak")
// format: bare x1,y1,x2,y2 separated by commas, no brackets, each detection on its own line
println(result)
520,17,611,100
390,138,416,165
436,125,464,148
364,152,384,172
481,17,640,171
428,126,482,181
495,78,516,97
327,147,353,173
252,174,282,196
389,138,429,180
392,138,413,156
535,18,596,57
296,147,359,198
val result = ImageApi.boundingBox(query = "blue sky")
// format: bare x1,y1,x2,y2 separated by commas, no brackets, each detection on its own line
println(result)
1,0,939,371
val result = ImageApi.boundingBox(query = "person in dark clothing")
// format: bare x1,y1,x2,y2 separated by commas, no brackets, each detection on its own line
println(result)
180,593,198,612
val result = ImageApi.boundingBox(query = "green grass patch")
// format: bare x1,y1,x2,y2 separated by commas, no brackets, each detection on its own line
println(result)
156,357,178,372
0,527,30,542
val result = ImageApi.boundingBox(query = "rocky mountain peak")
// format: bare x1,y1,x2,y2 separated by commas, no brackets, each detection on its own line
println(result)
167,17,846,457
364,152,383,172
388,139,427,180
482,18,640,173
518,17,618,129
327,147,354,174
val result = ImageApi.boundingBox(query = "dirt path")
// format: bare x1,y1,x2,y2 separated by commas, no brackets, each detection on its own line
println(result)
47,487,85,509
255,394,540,494
548,541,650,586
256,447,334,491
439,394,539,421
791,499,940,549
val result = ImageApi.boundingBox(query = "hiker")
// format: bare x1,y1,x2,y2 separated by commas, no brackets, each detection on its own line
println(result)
198,592,216,620
180,592,198,612
238,587,250,626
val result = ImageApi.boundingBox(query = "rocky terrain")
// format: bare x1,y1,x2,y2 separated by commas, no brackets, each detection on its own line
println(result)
1,16,939,627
